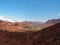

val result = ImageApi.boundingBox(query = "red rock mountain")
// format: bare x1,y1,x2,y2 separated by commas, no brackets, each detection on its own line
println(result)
0,20,48,32
0,20,32,32
0,18,60,32
0,22,60,45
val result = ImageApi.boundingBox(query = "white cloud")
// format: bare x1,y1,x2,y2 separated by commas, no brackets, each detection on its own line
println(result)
0,16,25,22
0,16,15,22
0,16,5,20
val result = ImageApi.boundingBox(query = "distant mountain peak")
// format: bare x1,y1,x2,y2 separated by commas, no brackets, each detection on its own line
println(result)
46,18,60,24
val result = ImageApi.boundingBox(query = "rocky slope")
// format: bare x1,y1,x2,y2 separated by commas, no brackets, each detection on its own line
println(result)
0,22,60,45
0,20,32,32
30,22,60,45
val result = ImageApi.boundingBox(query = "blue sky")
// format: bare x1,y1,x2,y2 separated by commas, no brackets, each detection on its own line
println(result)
0,0,60,22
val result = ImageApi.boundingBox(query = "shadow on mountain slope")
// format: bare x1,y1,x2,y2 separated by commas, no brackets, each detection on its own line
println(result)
30,23,60,45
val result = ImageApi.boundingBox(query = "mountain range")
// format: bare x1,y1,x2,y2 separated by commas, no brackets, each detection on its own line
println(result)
0,20,60,45
46,18,60,24
0,18,60,32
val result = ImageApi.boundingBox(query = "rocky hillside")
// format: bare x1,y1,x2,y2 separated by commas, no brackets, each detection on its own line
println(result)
0,20,32,32
0,22,60,45
30,22,60,45
0,20,53,32
0,18,60,32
